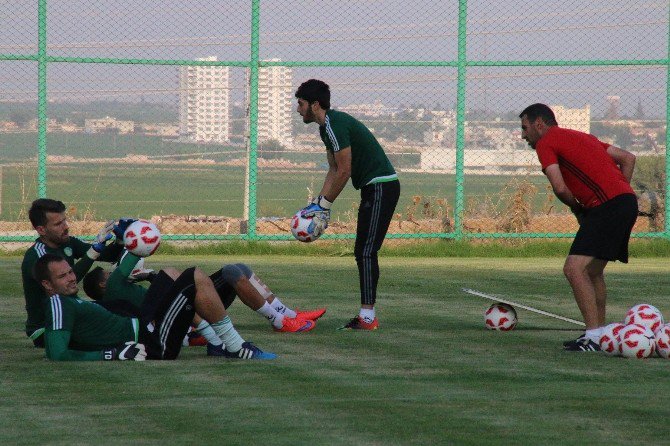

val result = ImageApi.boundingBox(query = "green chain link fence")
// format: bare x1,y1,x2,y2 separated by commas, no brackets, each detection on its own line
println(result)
0,0,668,245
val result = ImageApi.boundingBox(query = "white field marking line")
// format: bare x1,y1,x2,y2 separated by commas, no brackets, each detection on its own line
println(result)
461,288,586,327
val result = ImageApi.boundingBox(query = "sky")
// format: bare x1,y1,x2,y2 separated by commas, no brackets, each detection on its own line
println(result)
1,0,668,117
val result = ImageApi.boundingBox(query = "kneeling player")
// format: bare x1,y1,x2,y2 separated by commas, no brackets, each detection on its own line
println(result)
35,253,275,361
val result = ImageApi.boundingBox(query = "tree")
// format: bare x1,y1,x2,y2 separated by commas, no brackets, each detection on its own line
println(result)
9,111,31,128
258,139,285,160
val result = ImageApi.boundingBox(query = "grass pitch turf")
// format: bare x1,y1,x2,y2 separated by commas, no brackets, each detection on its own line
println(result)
1,255,669,445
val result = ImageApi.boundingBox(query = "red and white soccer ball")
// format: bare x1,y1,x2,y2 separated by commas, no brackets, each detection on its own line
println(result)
599,322,625,356
290,210,321,243
484,303,518,331
124,219,161,257
619,323,655,359
623,304,665,334
655,324,670,359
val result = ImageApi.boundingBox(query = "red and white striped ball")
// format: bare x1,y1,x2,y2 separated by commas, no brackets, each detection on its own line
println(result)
124,219,161,257
623,304,664,334
599,322,625,356
484,303,517,331
654,324,670,359
619,323,655,359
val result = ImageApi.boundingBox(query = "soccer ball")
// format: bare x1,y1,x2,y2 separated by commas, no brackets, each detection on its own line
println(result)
290,210,320,243
484,303,517,331
655,324,670,359
124,219,161,257
623,304,665,334
599,322,625,356
619,324,655,359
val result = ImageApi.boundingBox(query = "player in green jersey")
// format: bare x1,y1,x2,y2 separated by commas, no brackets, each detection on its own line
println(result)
21,198,125,347
82,250,325,334
34,253,276,360
295,79,401,330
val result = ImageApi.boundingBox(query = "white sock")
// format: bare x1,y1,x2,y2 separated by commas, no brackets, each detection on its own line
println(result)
359,308,375,324
256,302,284,329
211,316,244,352
270,297,297,318
195,320,222,346
585,328,602,343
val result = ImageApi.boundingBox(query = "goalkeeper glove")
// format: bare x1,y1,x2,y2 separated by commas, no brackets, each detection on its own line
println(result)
129,268,157,283
86,220,115,259
301,195,332,237
113,218,138,241
102,342,147,361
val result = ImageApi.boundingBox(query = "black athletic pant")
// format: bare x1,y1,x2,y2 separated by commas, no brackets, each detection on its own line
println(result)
354,180,400,306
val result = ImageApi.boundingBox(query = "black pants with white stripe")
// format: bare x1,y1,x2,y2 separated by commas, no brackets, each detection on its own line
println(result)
140,268,197,360
354,180,400,307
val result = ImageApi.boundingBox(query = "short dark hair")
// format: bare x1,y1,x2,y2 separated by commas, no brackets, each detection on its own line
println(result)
295,79,331,109
519,103,558,126
82,267,106,301
32,253,67,288
29,198,66,228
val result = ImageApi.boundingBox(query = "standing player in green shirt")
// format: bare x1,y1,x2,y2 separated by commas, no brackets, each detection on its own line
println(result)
35,253,276,360
21,198,125,347
295,79,400,330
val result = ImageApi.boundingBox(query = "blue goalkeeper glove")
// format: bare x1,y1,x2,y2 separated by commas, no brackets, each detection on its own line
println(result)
113,218,138,241
102,342,147,361
86,220,114,259
301,195,332,237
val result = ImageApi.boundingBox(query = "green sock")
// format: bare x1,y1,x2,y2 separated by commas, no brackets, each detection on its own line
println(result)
211,316,244,352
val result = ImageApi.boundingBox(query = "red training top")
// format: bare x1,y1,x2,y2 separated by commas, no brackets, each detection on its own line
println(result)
535,126,634,209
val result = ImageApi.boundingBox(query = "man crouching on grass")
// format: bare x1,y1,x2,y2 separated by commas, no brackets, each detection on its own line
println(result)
519,103,637,352
34,253,275,361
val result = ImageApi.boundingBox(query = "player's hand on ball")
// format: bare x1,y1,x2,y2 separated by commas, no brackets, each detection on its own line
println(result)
104,342,147,361
86,220,114,258
113,218,138,240
302,195,332,236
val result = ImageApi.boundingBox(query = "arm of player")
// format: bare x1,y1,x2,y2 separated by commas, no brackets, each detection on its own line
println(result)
544,164,583,214
319,147,351,203
45,329,104,361
606,145,636,184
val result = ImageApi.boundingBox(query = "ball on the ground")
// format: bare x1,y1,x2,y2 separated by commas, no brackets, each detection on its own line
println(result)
484,303,517,331
654,324,670,359
599,322,625,356
619,323,655,359
290,210,321,243
623,304,664,334
124,219,161,257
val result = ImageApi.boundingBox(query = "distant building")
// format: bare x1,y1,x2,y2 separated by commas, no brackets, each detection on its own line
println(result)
246,59,293,146
84,116,134,134
551,104,590,134
179,56,230,143
419,147,538,175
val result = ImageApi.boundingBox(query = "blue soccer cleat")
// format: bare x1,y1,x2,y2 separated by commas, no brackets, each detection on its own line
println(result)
223,341,277,360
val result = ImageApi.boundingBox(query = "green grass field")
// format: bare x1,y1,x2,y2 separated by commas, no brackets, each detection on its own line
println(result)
1,255,670,445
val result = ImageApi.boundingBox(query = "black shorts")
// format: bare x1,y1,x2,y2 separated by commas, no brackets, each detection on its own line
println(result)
570,193,638,263
208,270,237,309
139,268,197,360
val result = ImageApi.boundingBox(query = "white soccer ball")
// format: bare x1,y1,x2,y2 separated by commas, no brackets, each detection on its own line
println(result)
655,324,670,359
619,324,655,359
290,210,321,243
484,303,517,331
623,304,665,334
599,322,625,356
124,219,161,257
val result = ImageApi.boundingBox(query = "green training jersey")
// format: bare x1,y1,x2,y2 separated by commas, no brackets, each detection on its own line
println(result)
103,250,147,308
44,293,138,361
21,237,94,337
319,109,397,190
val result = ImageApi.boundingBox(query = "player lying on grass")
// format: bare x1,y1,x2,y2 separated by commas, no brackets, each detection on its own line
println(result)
82,250,325,336
21,198,126,347
35,253,276,361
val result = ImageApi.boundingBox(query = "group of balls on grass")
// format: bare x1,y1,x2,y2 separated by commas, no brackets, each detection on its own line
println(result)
484,302,670,359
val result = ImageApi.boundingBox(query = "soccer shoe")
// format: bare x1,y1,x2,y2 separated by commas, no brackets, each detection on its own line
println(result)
187,333,208,347
273,317,316,333
563,336,600,352
206,342,227,356
295,308,327,321
563,333,585,347
337,316,379,331
223,341,277,360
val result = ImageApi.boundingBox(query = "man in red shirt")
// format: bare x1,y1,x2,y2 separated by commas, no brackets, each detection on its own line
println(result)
519,103,638,351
